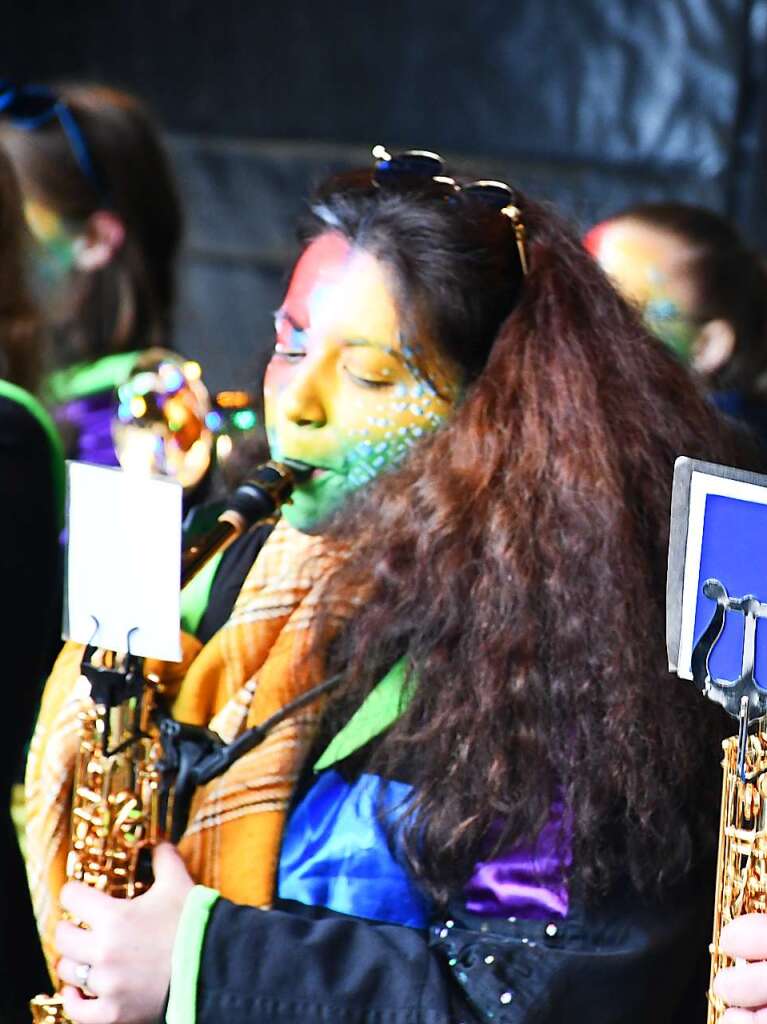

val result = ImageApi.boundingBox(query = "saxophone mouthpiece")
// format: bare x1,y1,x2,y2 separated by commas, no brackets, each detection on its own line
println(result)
227,462,299,526
181,458,310,587
280,458,312,483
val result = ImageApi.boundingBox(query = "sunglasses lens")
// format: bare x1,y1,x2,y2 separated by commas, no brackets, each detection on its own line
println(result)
461,181,515,209
371,155,520,231
374,149,444,189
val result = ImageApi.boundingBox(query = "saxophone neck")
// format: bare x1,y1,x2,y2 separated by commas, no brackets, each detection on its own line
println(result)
180,458,310,587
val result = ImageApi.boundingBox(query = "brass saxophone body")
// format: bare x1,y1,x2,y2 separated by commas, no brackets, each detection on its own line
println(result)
31,663,162,1024
688,579,767,1023
30,460,307,1023
67,674,163,898
708,730,767,1023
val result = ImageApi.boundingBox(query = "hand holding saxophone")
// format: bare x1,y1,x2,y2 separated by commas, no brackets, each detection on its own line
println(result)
708,915,767,1022
55,844,192,1024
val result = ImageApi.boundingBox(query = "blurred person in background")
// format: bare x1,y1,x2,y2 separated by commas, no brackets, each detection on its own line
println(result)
0,140,62,1019
586,203,767,448
0,82,184,464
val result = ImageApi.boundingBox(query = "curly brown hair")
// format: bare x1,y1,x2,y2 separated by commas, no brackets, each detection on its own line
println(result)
304,172,756,902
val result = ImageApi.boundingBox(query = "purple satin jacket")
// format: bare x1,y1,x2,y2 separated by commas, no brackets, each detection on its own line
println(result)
463,802,571,919
54,389,119,466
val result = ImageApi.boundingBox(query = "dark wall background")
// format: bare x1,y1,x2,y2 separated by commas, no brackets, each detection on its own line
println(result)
4,0,767,391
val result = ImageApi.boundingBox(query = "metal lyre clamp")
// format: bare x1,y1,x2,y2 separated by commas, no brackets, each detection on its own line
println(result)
80,622,144,756
691,579,767,779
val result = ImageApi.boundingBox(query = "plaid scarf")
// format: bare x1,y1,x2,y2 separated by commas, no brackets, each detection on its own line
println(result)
26,518,347,974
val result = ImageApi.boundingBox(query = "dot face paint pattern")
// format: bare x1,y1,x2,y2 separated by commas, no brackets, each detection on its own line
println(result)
264,233,461,532
585,219,698,360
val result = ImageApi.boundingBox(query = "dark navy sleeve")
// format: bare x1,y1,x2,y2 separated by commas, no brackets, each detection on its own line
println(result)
196,898,464,1023
193,882,711,1024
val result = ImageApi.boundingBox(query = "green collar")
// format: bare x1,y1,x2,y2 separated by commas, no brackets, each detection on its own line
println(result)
313,657,413,772
46,351,140,402
180,550,224,637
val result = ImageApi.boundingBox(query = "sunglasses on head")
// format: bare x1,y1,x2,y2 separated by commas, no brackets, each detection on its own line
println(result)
0,82,109,203
371,144,528,275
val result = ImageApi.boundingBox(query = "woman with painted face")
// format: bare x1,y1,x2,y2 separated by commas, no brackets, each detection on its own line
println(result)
0,82,183,464
586,204,767,448
38,155,753,1024
0,143,63,1018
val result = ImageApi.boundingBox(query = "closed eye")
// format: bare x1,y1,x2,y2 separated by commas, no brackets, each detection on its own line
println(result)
343,366,393,389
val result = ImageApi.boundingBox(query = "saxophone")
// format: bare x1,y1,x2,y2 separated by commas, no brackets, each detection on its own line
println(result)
707,730,767,1022
688,579,767,1023
30,459,307,1024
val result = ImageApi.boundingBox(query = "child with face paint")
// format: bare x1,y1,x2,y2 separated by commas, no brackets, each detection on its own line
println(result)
0,143,63,1017
0,83,183,464
37,157,756,1024
586,204,767,448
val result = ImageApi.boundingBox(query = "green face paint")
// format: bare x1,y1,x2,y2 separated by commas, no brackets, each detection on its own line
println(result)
643,296,698,360
264,233,461,533
24,199,78,300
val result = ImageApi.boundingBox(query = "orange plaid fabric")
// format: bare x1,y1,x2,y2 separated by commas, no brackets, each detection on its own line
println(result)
25,518,348,975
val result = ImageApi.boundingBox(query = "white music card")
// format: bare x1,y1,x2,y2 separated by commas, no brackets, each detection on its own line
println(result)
63,461,182,662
